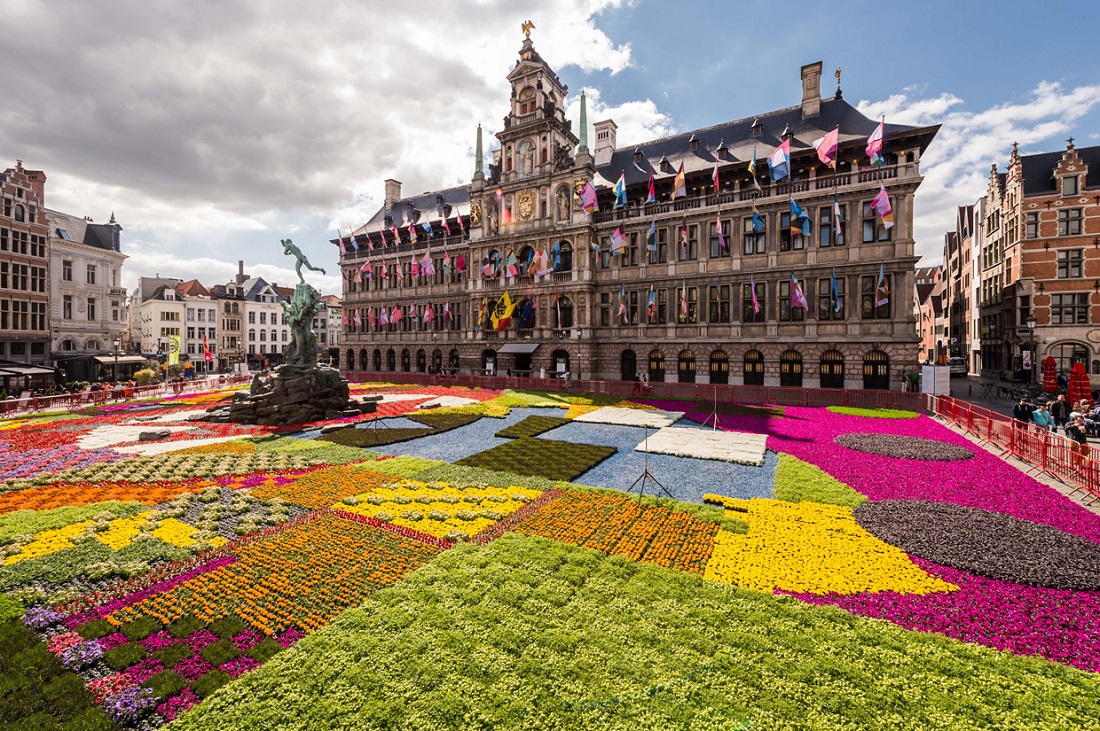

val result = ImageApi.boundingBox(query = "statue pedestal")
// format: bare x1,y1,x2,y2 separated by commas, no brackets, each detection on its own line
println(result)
199,365,366,426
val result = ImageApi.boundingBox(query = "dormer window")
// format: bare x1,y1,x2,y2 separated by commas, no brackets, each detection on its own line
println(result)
1062,175,1078,197
518,86,536,116
751,119,763,138
689,134,699,152
633,149,643,164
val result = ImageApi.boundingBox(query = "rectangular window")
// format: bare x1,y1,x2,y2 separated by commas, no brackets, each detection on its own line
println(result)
819,204,846,247
30,266,45,293
778,280,806,321
651,289,668,325
63,294,72,320
1025,212,1039,239
779,212,806,251
709,219,731,258
1063,176,1078,197
248,311,255,324
259,311,267,325
708,284,731,323
87,298,96,321
861,275,892,320
742,216,766,255
622,234,639,267
817,277,846,320
742,281,765,323
62,260,72,281
677,225,698,261
30,301,46,331
676,286,698,323
599,292,611,327
86,264,96,285
862,201,892,242
1057,249,1083,278
1051,293,1090,324
648,228,668,264
1057,208,1082,236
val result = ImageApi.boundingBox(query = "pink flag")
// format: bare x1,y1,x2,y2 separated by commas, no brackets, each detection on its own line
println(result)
352,308,362,326
455,254,467,273
866,118,885,165
391,305,403,324
423,304,435,323
337,229,347,255
791,274,810,310
711,158,720,191
580,181,599,213
443,301,452,322
367,308,376,327
871,185,894,230
750,274,761,314
813,127,839,168
410,258,420,278
716,215,727,252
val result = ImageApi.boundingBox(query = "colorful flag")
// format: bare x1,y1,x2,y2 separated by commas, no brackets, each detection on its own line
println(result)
353,267,361,284
407,303,417,322
476,296,488,330
871,185,894,229
748,148,763,192
353,308,362,327
618,284,628,320
646,285,656,319
768,138,790,182
395,260,404,280
366,232,374,251
672,162,687,199
592,239,602,260
555,291,562,328
875,263,890,307
491,292,517,331
410,258,420,278
367,308,376,327
518,297,535,328
866,117,885,166
580,181,599,213
456,212,465,233
790,200,813,237
752,204,765,233
455,254,467,273
202,333,212,362
505,250,519,277
391,225,401,244
610,226,625,255
379,307,389,326
423,252,435,276
750,274,761,314
340,268,348,283
680,281,688,316
680,222,689,258
711,158,721,192
613,172,627,209
342,309,348,327
443,252,452,274
421,221,433,237
813,127,839,168
349,232,358,252
645,169,656,203
167,334,181,366
716,215,727,252
443,301,452,323
831,267,841,313
336,229,347,255
380,261,388,278
552,241,561,270
441,216,451,235
647,219,657,252
832,195,843,237
791,273,810,310
407,222,417,241
391,305,403,324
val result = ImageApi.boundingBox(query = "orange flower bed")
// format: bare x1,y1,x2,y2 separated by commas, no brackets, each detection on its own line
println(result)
109,512,444,635
514,491,718,575
251,465,396,509
0,478,217,514
176,441,257,455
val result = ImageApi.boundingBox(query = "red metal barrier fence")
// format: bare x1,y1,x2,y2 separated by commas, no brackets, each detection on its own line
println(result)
0,374,252,417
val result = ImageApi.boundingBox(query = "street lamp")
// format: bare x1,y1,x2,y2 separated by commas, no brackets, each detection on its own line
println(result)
112,337,120,384
1025,314,1037,388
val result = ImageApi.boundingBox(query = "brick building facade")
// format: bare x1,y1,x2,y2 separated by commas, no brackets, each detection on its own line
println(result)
0,161,50,367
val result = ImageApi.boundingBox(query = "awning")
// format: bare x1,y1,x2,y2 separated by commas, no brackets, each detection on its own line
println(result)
497,343,540,355
94,355,153,365
0,365,58,376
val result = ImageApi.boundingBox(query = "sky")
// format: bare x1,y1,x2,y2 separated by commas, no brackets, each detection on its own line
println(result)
3,0,1099,296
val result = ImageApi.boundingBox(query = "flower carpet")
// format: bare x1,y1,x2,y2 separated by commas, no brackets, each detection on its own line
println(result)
1,381,1099,730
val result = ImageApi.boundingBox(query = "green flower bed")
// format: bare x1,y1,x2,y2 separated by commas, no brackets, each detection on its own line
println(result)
319,414,480,449
0,536,190,594
352,456,446,477
771,454,868,508
826,405,920,419
171,534,1100,731
457,438,616,482
0,501,144,543
405,412,481,430
494,415,569,439
0,620,114,731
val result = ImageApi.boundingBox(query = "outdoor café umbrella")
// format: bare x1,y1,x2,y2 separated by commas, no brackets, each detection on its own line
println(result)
1068,361,1092,407
1042,356,1058,393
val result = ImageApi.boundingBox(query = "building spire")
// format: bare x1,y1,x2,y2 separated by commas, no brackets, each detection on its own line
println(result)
473,124,484,181
577,90,588,153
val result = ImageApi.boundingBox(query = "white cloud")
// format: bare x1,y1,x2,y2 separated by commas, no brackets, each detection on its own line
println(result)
120,250,339,297
564,87,677,151
858,81,1100,265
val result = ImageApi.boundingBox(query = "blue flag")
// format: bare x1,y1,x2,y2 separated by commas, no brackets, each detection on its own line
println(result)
831,267,841,313
647,220,657,252
790,200,813,237
552,240,561,270
613,172,627,210
751,206,765,233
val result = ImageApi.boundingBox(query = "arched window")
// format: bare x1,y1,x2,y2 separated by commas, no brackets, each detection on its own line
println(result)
678,350,696,384
621,349,637,381
819,350,845,389
248,329,255,341
551,349,570,376
516,297,536,329
483,249,501,279
554,241,574,271
449,349,461,371
431,349,443,371
1049,342,1090,374
779,350,803,388
554,296,574,329
259,330,267,342
86,340,101,352
862,350,890,390
347,349,355,371
416,349,426,373
517,87,536,116
357,349,367,371
710,350,729,385
373,348,382,372
648,349,665,383
386,348,396,371
401,349,411,372
518,245,535,275
13,205,24,222
482,349,497,376
61,339,76,352
743,350,765,386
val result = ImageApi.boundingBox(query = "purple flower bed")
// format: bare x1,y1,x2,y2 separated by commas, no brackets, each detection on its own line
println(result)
788,557,1100,673
0,443,121,480
158,688,199,721
103,684,159,724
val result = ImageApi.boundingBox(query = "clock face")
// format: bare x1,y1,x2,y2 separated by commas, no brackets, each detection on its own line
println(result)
518,191,535,220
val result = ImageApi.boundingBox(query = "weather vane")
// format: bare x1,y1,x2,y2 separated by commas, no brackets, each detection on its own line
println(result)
521,20,535,39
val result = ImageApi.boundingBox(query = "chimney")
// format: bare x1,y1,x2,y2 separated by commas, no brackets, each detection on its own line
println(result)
801,61,823,119
24,169,46,206
593,119,618,167
384,179,402,210
235,260,247,286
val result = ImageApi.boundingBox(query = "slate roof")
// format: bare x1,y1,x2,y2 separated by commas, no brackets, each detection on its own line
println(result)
1020,144,1100,196
137,277,183,302
358,184,471,233
915,283,935,305
45,209,123,252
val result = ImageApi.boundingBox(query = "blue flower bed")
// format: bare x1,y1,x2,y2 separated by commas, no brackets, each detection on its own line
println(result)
535,421,776,503
369,408,552,463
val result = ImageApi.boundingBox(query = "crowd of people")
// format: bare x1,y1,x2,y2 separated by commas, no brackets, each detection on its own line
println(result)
1015,393,1097,476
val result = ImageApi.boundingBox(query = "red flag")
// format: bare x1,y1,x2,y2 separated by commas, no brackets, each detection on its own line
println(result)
202,333,213,362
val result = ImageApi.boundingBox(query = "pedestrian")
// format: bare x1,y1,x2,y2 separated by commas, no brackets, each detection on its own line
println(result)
1050,394,1071,433
906,369,920,393
1065,415,1090,475
1012,397,1033,424
1031,403,1055,433
1057,371,1069,394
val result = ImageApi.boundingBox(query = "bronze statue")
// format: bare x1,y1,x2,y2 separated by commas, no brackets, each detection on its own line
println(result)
280,238,326,283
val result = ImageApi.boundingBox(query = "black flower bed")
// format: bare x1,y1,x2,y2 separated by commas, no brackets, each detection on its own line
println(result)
854,500,1100,590
319,413,481,448
494,415,570,439
834,433,974,461
457,438,616,482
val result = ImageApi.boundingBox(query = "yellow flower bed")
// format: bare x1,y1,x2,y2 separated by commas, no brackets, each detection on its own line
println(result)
174,392,233,406
338,479,541,538
3,520,96,564
176,440,257,455
152,517,223,548
563,404,601,419
702,496,957,596
94,512,157,550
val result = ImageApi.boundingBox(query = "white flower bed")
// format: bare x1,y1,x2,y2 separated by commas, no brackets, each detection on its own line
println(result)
636,426,768,466
78,425,199,450
572,406,684,429
113,434,246,456
417,396,480,409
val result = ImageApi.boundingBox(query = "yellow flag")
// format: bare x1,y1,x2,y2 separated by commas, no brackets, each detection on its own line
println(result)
490,292,516,331
167,334,181,366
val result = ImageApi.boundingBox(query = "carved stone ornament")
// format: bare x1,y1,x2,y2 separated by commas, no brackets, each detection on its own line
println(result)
573,177,589,198
470,200,483,227
555,189,569,219
518,190,535,220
